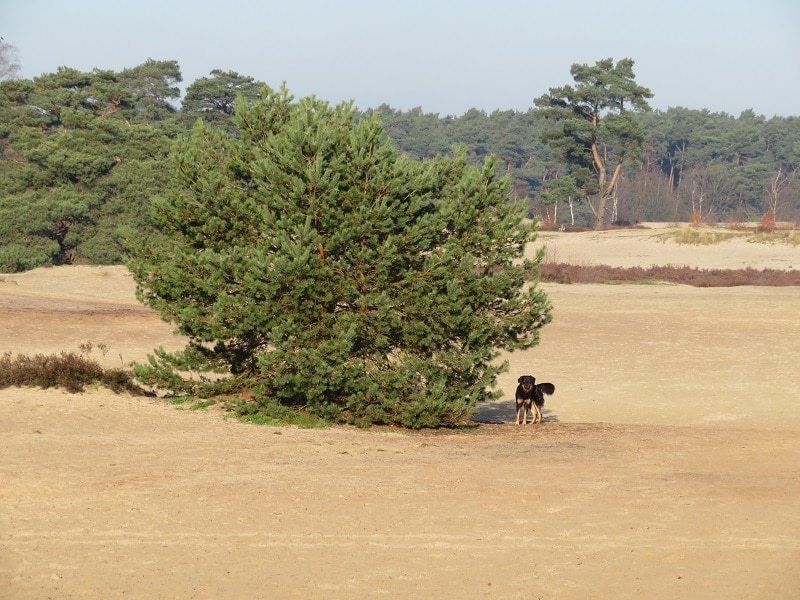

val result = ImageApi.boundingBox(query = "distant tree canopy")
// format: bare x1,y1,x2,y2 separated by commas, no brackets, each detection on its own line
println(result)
125,85,551,428
1,57,799,272
0,62,180,271
180,69,266,134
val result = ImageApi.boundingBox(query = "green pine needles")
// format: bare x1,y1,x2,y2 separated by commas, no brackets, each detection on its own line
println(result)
126,85,552,428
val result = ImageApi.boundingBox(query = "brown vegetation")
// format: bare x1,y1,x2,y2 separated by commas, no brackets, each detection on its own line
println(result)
540,262,800,286
0,351,141,394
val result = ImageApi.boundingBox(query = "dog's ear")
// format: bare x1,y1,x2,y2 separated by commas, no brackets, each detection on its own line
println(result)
517,376,523,383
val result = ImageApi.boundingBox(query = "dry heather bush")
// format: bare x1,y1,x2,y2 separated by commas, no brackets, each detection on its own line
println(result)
539,263,800,286
758,210,777,232
0,351,142,394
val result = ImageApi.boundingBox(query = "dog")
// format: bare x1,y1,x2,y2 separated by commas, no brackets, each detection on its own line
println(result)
515,375,556,425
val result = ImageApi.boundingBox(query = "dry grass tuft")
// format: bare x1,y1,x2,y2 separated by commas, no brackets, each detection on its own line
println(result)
656,225,800,246
656,227,741,245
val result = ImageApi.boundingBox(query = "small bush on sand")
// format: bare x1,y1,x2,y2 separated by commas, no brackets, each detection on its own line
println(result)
0,352,142,394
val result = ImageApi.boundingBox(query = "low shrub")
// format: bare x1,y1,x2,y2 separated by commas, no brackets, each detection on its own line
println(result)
0,351,142,394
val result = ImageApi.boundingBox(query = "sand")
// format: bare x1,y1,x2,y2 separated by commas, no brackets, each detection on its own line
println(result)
2,225,799,599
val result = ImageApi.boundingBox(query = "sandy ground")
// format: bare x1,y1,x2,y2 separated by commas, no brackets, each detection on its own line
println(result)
533,223,800,271
1,226,799,599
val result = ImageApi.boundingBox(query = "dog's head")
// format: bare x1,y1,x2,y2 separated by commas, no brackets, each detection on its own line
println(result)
517,375,535,392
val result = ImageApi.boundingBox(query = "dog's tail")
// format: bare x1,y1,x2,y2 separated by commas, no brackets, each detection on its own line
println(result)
538,382,555,396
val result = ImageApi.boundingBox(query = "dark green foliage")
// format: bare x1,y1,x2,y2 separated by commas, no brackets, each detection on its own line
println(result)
634,108,800,223
372,105,558,209
0,351,142,394
373,103,800,225
2,57,800,277
232,396,333,428
371,105,454,159
118,59,182,122
0,63,179,271
180,69,266,134
127,85,552,428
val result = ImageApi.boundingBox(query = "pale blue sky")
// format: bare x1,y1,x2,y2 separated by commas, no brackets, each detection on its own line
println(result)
2,0,799,117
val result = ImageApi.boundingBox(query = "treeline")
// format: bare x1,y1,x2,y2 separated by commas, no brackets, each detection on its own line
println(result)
375,105,800,228
1,60,799,272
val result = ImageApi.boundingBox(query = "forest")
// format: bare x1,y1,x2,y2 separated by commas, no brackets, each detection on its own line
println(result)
1,57,799,273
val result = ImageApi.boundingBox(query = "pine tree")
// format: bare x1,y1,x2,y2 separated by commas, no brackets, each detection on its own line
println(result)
535,58,653,228
127,85,552,428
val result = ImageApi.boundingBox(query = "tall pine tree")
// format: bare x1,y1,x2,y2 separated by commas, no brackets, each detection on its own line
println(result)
535,58,653,228
127,85,552,428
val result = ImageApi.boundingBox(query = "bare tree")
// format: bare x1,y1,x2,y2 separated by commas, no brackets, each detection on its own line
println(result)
677,164,738,223
764,165,800,222
616,168,676,223
0,38,21,81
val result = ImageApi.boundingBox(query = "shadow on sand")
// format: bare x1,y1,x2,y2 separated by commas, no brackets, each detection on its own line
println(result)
473,400,559,425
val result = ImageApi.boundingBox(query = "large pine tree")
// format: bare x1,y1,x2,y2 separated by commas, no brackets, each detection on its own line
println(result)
535,58,653,228
127,85,552,428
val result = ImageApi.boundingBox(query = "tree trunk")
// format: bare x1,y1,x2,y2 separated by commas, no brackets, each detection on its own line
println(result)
594,160,625,229
595,195,607,229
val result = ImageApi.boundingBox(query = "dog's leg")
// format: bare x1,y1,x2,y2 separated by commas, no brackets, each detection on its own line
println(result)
533,404,542,424
515,403,521,425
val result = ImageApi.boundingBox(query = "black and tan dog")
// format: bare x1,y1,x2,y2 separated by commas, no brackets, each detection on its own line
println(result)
515,375,556,425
